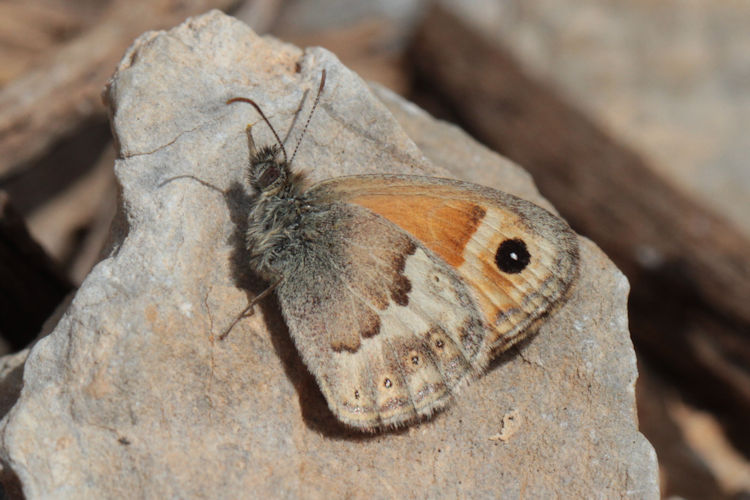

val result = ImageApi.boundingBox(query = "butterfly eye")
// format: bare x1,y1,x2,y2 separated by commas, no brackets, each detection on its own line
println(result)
256,164,281,189
495,238,531,274
249,145,285,189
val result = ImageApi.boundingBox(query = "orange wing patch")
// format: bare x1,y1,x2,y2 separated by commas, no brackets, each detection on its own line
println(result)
350,194,486,268
326,176,579,354
349,193,511,328
350,192,557,346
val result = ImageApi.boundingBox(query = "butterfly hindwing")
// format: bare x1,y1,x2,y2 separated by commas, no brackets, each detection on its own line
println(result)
273,200,490,429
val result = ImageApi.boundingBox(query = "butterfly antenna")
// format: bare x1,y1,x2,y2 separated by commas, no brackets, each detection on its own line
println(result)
226,96,288,163
289,69,326,165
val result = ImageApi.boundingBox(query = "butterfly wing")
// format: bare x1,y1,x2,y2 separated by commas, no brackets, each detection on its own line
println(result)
307,174,580,355
273,201,491,430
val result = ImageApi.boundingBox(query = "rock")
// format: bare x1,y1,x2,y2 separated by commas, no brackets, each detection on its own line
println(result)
0,10,657,498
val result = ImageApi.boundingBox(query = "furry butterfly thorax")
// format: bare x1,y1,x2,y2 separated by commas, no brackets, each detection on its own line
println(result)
244,142,310,282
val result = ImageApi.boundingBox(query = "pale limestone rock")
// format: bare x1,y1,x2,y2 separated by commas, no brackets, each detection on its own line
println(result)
0,10,657,498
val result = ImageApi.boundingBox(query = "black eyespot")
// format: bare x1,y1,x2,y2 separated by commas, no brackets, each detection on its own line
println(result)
384,378,392,388
354,390,360,400
411,356,419,365
495,238,530,274
435,339,444,349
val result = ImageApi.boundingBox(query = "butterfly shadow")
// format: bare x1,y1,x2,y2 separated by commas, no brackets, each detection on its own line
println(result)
220,179,406,440
486,332,539,373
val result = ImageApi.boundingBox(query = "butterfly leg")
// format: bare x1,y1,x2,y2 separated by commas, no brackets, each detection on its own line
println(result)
218,279,281,340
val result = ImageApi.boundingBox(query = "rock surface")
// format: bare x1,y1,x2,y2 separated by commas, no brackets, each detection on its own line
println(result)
0,11,657,498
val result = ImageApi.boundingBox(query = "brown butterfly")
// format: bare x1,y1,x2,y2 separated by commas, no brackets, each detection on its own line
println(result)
224,70,579,430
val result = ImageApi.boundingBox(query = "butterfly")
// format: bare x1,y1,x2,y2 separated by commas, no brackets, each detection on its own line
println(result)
223,69,579,431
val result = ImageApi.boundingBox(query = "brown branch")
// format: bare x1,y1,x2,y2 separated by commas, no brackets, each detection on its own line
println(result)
0,191,72,349
409,4,750,451
0,0,240,178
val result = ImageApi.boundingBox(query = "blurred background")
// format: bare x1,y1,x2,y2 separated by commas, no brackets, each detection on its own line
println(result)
0,0,748,497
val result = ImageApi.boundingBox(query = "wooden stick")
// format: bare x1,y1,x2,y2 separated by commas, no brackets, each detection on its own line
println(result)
409,4,750,448
0,0,239,178
0,191,72,349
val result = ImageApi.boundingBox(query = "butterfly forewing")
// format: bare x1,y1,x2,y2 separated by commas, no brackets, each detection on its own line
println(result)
308,175,580,354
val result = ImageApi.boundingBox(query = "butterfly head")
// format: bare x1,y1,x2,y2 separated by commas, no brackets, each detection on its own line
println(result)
229,70,326,196
248,144,292,194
